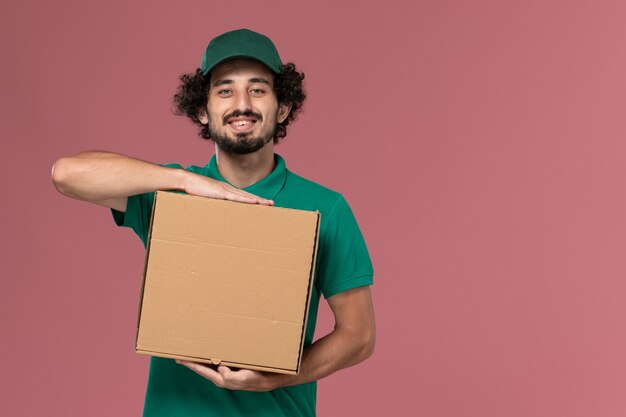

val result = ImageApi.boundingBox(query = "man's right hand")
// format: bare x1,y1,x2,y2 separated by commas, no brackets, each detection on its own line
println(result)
182,172,274,205
52,151,273,212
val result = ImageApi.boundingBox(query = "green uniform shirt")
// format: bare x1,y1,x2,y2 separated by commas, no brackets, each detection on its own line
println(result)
112,154,373,417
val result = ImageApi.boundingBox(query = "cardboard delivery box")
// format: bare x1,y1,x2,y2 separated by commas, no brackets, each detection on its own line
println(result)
135,191,320,375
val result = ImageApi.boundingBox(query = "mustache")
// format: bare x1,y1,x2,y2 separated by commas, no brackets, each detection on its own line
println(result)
223,110,263,125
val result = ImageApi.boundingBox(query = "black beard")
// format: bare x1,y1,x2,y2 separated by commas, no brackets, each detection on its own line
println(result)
207,111,277,155
208,130,274,155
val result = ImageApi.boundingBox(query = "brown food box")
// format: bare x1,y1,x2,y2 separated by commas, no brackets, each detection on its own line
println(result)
135,191,320,375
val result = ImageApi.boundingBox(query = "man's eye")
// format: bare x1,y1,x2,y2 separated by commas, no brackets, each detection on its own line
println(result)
217,89,232,96
250,88,265,95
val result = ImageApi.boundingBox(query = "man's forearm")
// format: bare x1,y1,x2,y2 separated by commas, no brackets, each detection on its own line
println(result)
274,286,376,389
278,323,375,388
51,151,185,203
52,150,275,210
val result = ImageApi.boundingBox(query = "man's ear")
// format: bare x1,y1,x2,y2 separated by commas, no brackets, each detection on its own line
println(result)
197,107,209,124
277,103,292,124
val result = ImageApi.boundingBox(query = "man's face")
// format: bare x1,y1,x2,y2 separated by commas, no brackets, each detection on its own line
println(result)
199,59,290,155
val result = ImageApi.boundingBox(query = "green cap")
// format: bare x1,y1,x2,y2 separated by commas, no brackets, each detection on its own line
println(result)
200,29,283,76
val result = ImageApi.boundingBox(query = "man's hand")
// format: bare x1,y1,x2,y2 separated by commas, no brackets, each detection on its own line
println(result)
176,361,292,392
182,172,274,206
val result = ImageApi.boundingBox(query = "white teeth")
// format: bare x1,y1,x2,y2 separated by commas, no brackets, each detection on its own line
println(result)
232,120,252,126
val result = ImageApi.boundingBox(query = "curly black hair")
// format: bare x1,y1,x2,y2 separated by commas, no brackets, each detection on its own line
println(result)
172,63,306,143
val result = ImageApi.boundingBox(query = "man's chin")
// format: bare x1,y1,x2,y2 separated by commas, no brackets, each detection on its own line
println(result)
211,136,269,155
207,125,277,155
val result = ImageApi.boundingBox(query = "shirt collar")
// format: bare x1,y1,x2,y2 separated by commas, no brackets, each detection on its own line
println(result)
206,153,287,201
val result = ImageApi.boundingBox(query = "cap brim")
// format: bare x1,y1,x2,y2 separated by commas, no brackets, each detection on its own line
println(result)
202,53,282,75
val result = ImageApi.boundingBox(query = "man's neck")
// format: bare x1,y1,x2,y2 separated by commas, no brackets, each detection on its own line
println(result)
214,142,275,189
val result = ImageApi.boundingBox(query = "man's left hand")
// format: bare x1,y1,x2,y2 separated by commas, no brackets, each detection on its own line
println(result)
176,360,291,392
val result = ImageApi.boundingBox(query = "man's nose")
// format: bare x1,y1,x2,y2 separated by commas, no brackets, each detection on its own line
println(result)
234,91,252,112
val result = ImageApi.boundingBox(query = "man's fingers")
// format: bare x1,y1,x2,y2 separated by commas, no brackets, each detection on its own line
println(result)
217,365,232,377
226,191,273,205
186,174,274,205
177,361,277,391
177,360,224,386
221,367,258,384
221,187,274,205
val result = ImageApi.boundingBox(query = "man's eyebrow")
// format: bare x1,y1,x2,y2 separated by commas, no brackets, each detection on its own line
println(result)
249,77,271,85
211,77,271,88
212,79,233,87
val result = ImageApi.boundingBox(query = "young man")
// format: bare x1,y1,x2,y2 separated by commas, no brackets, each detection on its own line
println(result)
52,29,375,417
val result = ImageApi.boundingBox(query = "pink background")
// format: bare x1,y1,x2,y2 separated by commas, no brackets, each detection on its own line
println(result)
2,1,626,416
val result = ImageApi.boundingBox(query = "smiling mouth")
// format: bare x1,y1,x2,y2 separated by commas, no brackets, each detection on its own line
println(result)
230,119,256,127
227,117,258,132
